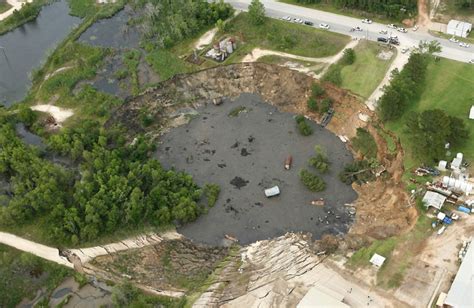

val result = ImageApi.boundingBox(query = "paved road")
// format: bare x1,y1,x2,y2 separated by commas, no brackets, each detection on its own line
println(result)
226,0,474,63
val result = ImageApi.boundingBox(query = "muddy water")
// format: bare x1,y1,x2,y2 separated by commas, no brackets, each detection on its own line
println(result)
156,93,358,246
0,1,81,106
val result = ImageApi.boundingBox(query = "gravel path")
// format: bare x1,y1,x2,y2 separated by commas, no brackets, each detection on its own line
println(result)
156,93,357,246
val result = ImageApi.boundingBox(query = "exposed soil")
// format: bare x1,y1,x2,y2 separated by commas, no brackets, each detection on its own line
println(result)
90,239,229,293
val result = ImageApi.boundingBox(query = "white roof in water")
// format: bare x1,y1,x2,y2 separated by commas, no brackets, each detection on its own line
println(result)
370,253,386,267
264,186,280,197
297,286,349,308
422,191,447,210
445,241,474,308
470,106,474,120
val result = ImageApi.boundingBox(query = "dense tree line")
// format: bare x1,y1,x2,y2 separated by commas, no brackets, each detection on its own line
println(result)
454,0,474,9
405,109,469,161
0,118,209,244
377,52,429,121
294,0,416,19
137,0,234,48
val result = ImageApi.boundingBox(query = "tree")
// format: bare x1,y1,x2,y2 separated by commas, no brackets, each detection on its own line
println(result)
299,169,326,192
248,0,266,25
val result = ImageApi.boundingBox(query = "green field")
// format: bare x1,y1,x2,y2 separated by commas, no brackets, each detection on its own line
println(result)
0,244,71,307
221,12,350,60
386,58,474,170
340,41,395,99
0,1,12,14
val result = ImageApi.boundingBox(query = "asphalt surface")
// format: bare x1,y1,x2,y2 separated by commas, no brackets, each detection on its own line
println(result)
155,94,357,246
226,0,474,63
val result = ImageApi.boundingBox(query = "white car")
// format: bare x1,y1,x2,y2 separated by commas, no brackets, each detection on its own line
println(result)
449,37,459,43
281,16,291,21
362,18,372,24
388,24,397,29
397,27,408,33
401,47,409,54
319,23,330,29
379,30,388,34
459,42,471,48
413,25,418,31
469,59,474,64
293,18,303,24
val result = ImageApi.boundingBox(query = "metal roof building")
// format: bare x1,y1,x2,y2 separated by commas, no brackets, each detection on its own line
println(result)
447,20,472,38
370,253,386,267
422,191,447,210
445,242,473,307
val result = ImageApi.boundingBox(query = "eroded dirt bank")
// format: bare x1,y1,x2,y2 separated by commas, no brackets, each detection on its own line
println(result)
110,63,416,241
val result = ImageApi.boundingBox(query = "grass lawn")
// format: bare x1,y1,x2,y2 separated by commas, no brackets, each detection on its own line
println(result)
386,58,474,172
0,1,12,14
0,244,72,307
221,12,350,59
340,41,395,99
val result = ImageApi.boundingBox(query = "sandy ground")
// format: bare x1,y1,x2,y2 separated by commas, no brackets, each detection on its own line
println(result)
365,48,409,111
0,0,32,21
156,93,357,246
31,104,74,124
194,27,217,50
242,39,360,78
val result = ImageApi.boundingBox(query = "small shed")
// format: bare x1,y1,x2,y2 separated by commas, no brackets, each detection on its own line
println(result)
370,253,386,267
447,20,472,38
422,191,447,210
470,106,474,120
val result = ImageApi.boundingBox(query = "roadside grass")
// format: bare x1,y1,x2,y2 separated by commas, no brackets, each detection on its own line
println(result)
0,244,72,307
0,0,49,35
278,0,404,23
220,12,350,59
0,1,12,14
340,41,395,99
347,214,433,289
258,55,326,72
386,58,474,172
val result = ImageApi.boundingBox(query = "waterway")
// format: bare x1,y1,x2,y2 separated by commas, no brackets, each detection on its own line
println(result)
0,1,81,106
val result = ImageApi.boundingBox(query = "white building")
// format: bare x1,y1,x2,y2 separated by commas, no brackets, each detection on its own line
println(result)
444,242,473,307
469,106,474,120
422,191,447,210
447,20,472,38
370,253,386,267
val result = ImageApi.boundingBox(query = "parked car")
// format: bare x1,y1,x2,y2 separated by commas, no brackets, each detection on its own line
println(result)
377,37,388,43
379,30,388,34
449,37,459,43
281,16,291,21
293,18,303,24
361,18,372,24
319,23,330,29
437,226,446,235
350,26,363,32
397,27,408,33
469,59,474,64
413,25,419,31
388,24,398,29
389,38,400,45
459,42,471,48
304,20,314,26
401,47,409,54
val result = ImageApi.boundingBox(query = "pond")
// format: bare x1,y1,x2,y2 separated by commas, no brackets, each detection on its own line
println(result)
156,93,358,246
0,0,81,106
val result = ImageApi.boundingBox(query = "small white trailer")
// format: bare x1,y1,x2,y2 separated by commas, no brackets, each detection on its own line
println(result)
264,186,280,198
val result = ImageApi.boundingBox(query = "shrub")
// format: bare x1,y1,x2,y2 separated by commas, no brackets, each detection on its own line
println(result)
307,97,318,112
339,159,377,185
341,48,356,65
204,184,220,207
352,128,377,159
320,98,332,114
308,145,330,173
299,169,326,192
322,65,342,86
311,83,325,97
296,116,313,136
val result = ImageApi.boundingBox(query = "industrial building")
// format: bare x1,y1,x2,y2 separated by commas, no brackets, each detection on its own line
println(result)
444,242,473,307
446,20,472,38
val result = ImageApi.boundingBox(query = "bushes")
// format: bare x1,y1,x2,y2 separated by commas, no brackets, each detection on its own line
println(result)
311,83,325,97
307,97,318,112
299,169,326,192
308,145,330,173
322,48,356,86
203,184,220,207
295,115,313,136
378,52,430,121
351,128,377,159
339,159,377,185
307,83,332,114
320,98,332,113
